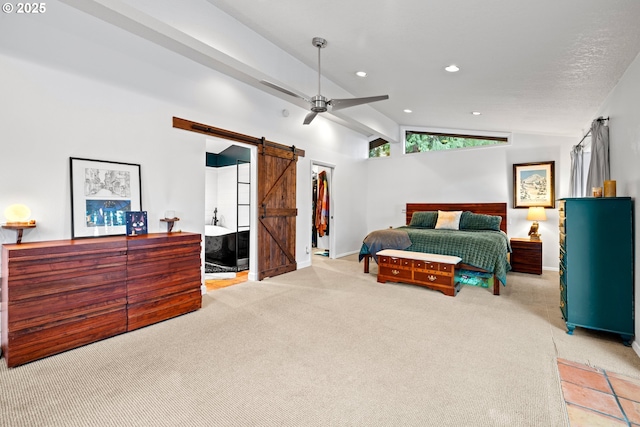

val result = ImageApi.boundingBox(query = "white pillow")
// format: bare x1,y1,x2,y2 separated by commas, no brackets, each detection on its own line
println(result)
435,210,463,230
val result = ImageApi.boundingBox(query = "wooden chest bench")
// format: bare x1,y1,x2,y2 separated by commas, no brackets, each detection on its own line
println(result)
376,249,462,296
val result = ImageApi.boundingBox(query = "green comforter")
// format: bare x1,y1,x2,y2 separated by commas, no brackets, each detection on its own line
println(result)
361,226,511,285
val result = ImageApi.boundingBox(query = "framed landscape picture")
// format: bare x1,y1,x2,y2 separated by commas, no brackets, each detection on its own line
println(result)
513,161,555,208
70,157,142,238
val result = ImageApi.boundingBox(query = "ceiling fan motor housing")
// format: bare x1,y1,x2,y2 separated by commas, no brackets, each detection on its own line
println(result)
311,95,328,112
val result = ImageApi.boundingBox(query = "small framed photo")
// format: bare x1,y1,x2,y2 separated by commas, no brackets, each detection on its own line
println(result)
70,157,142,238
125,211,148,236
513,161,555,208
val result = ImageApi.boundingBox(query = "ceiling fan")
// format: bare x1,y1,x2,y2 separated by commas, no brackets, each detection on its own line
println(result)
261,37,389,125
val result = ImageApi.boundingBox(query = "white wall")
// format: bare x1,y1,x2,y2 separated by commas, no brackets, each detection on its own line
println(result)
0,2,371,276
364,132,577,270
204,168,219,226
592,51,640,354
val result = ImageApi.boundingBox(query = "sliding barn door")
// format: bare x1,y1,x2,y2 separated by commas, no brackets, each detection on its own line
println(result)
257,143,298,280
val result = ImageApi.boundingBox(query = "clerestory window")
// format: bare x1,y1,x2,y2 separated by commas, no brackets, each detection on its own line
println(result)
369,137,390,158
404,128,509,154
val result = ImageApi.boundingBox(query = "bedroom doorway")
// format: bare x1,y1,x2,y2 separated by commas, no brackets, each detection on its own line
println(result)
311,162,335,260
204,137,254,288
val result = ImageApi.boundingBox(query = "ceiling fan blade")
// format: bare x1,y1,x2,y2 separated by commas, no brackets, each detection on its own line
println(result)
303,112,318,125
260,80,309,102
329,95,389,111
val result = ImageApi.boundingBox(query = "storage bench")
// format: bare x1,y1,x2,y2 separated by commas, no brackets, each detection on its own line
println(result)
376,249,462,296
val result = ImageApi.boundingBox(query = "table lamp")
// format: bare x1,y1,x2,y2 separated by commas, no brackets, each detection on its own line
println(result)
4,204,32,225
527,206,546,241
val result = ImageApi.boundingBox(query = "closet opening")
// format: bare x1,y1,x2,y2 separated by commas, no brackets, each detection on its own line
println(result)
311,162,335,260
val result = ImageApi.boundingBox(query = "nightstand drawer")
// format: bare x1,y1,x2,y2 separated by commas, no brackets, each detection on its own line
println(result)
510,237,542,275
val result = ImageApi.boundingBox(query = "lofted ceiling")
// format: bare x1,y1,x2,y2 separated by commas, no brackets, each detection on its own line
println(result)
56,0,640,139
205,0,640,137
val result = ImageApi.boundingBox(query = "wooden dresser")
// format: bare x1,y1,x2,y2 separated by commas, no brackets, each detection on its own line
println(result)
1,232,202,367
558,198,634,345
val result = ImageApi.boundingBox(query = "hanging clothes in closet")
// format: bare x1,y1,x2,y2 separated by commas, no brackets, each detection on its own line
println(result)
312,172,317,248
315,170,330,237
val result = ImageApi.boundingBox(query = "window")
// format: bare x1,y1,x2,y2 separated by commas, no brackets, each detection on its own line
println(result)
369,137,390,158
404,128,509,154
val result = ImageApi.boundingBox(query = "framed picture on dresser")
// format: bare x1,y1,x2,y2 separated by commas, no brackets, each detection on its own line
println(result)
70,157,142,239
513,161,555,208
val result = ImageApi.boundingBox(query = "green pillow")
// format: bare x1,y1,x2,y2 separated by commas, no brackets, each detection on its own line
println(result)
409,211,438,228
459,211,502,231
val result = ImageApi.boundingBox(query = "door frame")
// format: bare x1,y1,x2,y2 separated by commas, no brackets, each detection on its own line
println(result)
310,160,336,260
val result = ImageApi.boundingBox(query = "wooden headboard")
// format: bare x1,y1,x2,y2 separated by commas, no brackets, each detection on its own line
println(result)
406,203,508,234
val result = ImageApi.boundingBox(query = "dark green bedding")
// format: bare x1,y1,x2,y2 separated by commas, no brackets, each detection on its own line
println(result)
360,226,511,285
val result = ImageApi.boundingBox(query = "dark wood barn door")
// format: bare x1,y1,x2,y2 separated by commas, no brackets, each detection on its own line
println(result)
172,117,304,281
257,142,299,279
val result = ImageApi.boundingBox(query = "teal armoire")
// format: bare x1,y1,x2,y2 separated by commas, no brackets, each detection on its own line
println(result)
559,197,634,345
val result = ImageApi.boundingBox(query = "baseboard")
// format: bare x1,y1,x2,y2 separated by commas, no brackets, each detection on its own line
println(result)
542,266,559,272
335,250,359,258
297,259,311,269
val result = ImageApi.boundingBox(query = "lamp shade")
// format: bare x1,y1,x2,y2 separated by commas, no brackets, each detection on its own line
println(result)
4,204,31,223
527,206,547,221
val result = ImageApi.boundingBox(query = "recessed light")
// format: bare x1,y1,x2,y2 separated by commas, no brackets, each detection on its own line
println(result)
445,65,460,73
403,109,412,113
355,71,367,77
472,111,481,115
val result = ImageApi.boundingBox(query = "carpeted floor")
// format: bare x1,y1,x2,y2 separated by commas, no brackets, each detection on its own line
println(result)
1,254,639,426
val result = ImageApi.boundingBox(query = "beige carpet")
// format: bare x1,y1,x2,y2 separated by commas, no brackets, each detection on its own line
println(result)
1,254,639,426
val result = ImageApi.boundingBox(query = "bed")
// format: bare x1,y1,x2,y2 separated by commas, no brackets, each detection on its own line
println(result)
359,202,511,295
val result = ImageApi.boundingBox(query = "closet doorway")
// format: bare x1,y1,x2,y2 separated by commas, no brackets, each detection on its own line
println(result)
311,162,335,260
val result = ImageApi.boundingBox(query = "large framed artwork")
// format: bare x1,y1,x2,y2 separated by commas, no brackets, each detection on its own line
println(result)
70,157,142,238
513,161,555,208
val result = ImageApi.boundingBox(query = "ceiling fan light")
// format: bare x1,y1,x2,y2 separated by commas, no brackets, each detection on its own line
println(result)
355,71,367,77
445,65,460,72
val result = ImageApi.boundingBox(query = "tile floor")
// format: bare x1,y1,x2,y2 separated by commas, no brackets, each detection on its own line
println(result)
558,358,640,426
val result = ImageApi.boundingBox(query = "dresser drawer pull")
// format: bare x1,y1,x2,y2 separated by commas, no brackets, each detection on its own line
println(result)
428,275,437,282
392,269,400,276
559,270,564,276
560,300,565,308
559,284,564,292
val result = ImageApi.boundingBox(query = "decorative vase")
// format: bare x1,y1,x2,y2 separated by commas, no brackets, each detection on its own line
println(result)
604,180,617,197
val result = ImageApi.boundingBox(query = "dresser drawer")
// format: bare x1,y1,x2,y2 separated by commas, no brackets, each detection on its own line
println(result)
379,255,410,269
415,260,437,271
413,261,455,274
379,265,412,281
414,271,451,286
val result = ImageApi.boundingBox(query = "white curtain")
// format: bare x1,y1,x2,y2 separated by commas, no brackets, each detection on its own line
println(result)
569,144,584,197
585,117,610,192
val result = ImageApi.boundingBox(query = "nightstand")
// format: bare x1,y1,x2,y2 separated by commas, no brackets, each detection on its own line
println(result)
510,237,542,274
